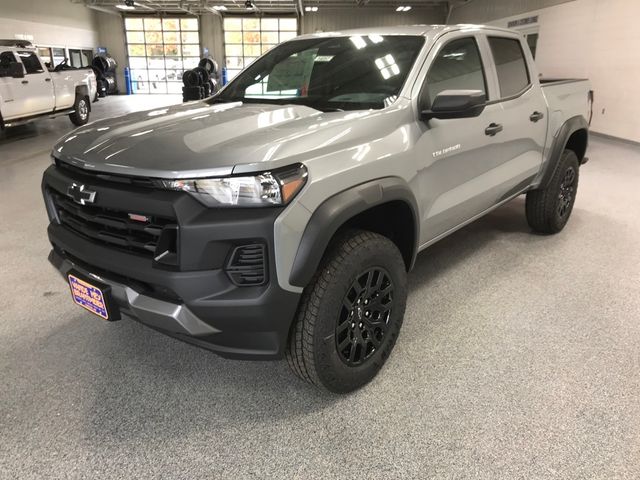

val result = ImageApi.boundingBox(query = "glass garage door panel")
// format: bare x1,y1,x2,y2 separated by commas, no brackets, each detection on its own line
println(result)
125,16,200,94
224,17,298,81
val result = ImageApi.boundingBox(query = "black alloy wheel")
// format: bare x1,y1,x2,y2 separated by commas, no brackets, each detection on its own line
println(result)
337,267,394,366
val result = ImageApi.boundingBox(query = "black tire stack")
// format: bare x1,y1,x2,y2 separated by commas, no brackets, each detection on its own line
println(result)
182,58,220,102
91,56,118,97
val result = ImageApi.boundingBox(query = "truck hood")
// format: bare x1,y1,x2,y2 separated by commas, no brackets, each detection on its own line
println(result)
53,100,392,179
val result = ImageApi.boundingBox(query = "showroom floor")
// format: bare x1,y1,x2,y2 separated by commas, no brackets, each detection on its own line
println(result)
1,95,639,479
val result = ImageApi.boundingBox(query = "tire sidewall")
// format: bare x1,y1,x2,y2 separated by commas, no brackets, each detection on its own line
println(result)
548,150,580,231
311,235,407,392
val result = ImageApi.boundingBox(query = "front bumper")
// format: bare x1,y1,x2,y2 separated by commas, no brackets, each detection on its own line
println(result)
43,164,301,360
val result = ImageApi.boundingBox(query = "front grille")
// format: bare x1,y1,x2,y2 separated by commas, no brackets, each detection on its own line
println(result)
55,159,156,188
225,244,267,286
50,190,176,259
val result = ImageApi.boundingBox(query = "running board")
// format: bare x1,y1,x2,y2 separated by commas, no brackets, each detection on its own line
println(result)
2,108,75,128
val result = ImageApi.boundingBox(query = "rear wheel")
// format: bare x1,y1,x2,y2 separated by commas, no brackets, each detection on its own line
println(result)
286,230,408,393
526,149,580,234
69,95,89,126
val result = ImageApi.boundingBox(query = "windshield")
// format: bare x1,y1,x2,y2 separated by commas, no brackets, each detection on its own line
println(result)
210,35,425,112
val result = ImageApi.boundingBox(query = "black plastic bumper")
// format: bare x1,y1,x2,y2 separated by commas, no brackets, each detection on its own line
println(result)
42,165,301,360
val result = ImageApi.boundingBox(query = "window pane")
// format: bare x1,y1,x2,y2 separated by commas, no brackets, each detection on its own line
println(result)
128,44,146,56
183,57,200,69
261,18,279,30
163,31,179,43
243,18,260,31
164,57,183,70
129,57,147,68
243,31,260,44
280,31,297,41
261,32,279,44
145,31,163,43
243,44,261,57
224,18,242,30
148,70,167,81
162,18,179,31
180,18,198,31
126,31,144,43
164,44,181,56
488,37,530,97
131,69,149,82
147,57,165,69
146,44,164,56
181,31,199,44
144,18,162,31
226,56,243,69
225,32,243,44
182,44,200,56
280,18,297,31
225,44,243,56
125,18,143,30
37,47,52,66
424,37,486,104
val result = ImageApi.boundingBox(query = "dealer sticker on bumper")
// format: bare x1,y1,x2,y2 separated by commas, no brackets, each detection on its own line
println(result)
68,274,109,320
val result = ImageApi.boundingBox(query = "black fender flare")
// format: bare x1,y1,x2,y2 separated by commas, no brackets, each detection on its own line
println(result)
289,177,420,288
541,115,588,187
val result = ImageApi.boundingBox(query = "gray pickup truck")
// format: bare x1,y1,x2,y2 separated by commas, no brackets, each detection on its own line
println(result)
42,25,591,393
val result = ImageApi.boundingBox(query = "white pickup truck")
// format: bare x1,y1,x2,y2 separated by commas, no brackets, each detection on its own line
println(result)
0,40,97,129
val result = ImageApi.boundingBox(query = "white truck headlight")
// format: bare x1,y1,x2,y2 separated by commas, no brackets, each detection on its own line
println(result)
160,164,307,207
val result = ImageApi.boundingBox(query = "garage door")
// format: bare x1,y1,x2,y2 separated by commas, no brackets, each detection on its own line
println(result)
125,17,200,94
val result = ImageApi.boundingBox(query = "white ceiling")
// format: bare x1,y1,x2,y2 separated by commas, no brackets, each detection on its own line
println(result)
77,0,453,15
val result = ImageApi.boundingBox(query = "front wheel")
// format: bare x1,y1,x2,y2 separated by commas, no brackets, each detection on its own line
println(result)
286,230,408,393
69,95,89,126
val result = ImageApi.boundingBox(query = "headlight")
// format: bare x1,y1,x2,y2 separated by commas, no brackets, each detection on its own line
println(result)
159,164,308,207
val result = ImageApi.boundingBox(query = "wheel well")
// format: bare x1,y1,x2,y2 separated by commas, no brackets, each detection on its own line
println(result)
565,128,588,161
338,200,415,271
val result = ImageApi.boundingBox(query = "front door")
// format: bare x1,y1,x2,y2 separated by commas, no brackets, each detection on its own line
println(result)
413,34,504,245
14,50,55,117
0,51,22,120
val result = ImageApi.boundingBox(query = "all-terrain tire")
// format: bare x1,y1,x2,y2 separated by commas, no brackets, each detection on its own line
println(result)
526,149,580,234
69,95,90,126
286,230,408,393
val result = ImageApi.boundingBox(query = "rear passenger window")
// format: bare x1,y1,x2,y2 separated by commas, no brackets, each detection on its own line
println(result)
16,51,44,74
488,37,530,98
423,37,487,107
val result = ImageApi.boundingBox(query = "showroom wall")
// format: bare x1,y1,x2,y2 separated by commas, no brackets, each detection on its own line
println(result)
450,0,640,143
0,0,97,48
448,0,574,23
94,11,128,94
301,6,446,33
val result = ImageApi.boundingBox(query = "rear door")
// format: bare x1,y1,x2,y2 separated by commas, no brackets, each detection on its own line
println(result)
481,34,548,198
14,50,55,116
413,33,505,244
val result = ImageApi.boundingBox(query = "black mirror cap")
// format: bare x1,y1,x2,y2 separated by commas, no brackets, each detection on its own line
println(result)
421,89,486,121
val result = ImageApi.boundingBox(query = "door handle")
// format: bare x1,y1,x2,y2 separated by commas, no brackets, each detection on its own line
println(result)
530,111,544,122
485,123,503,136
45,78,51,82
21,80,28,85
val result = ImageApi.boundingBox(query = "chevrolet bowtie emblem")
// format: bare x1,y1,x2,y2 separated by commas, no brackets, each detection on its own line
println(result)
67,183,96,205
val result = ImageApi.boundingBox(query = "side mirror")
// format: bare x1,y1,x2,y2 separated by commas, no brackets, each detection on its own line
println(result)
421,89,486,121
8,62,25,78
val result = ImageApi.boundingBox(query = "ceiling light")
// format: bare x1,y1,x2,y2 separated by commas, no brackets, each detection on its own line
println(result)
116,4,136,9
396,6,412,12
211,5,227,10
305,6,319,12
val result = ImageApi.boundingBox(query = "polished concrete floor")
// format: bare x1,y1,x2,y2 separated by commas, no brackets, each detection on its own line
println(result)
1,95,639,479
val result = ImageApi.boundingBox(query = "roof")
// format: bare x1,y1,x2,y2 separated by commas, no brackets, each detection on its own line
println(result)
295,24,517,40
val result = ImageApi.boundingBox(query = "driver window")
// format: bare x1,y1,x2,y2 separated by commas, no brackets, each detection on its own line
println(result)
421,37,487,108
16,51,44,74
0,51,16,75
